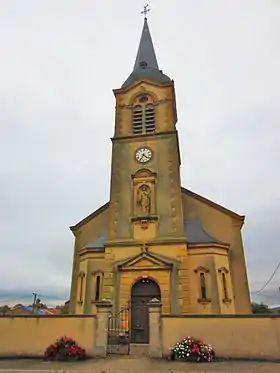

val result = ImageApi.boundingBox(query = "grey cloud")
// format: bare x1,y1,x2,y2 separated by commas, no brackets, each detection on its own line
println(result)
0,0,279,306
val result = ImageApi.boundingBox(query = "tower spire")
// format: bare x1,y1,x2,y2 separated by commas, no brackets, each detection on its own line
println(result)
133,15,159,71
121,8,171,88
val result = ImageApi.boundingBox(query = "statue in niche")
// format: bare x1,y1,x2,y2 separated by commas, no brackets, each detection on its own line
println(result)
137,185,151,214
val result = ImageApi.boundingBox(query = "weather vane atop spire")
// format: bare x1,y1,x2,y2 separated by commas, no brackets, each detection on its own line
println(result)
141,4,151,20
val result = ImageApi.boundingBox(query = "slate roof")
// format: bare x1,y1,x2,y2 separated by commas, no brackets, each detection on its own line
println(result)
83,231,107,249
184,220,224,245
82,220,224,249
122,18,171,88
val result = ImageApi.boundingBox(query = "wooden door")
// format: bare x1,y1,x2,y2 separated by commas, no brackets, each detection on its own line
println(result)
131,296,149,343
130,279,161,344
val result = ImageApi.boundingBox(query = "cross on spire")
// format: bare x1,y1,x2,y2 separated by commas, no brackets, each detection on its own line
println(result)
141,4,151,20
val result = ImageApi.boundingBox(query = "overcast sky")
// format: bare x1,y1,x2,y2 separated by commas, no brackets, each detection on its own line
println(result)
0,0,279,307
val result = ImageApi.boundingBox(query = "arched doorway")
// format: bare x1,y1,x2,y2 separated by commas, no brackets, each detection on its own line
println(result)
130,278,161,344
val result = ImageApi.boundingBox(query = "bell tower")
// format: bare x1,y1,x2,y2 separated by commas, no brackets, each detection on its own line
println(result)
108,16,185,243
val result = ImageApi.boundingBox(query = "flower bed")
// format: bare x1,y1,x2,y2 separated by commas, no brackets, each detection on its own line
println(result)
170,336,215,362
44,336,86,361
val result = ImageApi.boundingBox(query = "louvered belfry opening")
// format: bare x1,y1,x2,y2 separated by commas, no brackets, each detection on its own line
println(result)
132,95,156,135
144,103,155,134
132,105,143,135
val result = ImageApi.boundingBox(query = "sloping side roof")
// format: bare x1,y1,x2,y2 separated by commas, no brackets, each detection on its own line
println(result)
181,187,245,222
83,231,108,249
184,220,225,245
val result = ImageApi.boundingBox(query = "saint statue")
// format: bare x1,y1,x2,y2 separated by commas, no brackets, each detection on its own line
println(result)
137,185,151,214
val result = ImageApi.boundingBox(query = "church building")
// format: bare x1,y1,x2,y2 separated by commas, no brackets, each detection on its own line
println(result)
69,16,252,330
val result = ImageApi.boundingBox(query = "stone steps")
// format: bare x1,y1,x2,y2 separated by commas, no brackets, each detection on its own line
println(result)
129,343,149,356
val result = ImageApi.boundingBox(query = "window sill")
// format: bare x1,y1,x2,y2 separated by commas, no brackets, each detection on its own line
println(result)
222,298,232,304
197,298,211,305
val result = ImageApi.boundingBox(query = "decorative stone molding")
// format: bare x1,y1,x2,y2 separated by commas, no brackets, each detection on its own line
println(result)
194,266,209,274
131,168,157,179
91,270,104,276
198,298,212,305
147,298,162,307
218,266,229,274
131,169,157,218
222,298,232,304
131,215,158,230
95,299,112,308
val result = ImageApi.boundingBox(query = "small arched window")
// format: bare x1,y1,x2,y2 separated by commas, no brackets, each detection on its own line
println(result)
221,273,228,299
132,95,156,135
92,271,103,302
218,267,231,303
95,275,101,301
78,271,85,304
194,266,210,304
200,272,207,300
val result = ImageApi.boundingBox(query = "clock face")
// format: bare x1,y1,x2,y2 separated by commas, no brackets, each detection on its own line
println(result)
135,147,153,164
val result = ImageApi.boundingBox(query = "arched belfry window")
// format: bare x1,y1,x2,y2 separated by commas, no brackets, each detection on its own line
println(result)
132,95,156,135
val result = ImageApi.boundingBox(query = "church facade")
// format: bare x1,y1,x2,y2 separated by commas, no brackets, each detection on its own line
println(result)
69,18,252,327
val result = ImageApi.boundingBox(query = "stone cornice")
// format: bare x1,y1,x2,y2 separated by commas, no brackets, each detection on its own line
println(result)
111,130,177,143
105,237,187,247
188,243,229,256
113,79,174,96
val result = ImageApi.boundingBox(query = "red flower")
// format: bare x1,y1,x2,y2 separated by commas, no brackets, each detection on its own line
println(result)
44,336,86,361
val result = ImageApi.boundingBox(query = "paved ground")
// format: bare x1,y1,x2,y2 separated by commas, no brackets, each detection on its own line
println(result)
0,357,279,373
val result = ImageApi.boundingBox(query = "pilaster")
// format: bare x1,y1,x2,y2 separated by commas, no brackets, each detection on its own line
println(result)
94,300,112,357
148,298,162,358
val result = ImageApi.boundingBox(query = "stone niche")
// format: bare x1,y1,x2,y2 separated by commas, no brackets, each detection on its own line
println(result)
131,168,158,240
